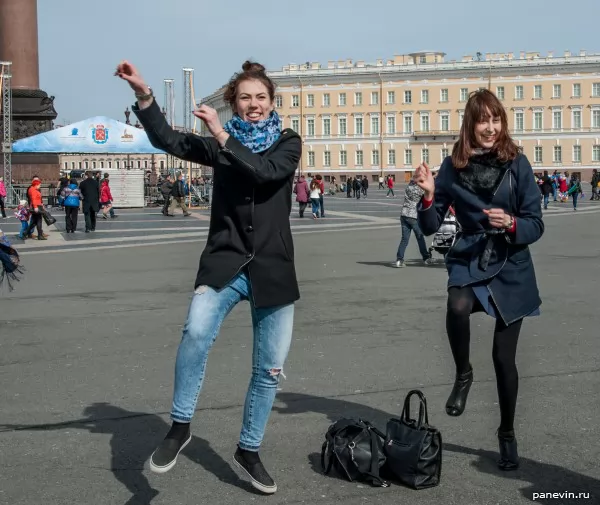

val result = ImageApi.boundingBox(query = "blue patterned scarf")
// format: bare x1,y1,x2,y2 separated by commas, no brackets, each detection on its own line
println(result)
223,111,281,153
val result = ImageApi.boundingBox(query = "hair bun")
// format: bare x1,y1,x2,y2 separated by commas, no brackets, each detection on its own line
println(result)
242,61,266,73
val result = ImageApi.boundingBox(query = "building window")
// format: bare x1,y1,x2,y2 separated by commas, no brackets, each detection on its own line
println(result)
514,111,524,132
421,148,430,164
355,116,363,135
356,150,363,166
404,149,413,165
92,161,97,169
441,148,449,161
387,91,395,104
421,89,429,104
534,146,543,163
515,85,524,100
371,116,380,135
460,88,468,102
440,114,449,131
355,92,363,105
275,95,283,108
553,145,562,163
592,110,600,129
593,145,600,162
496,86,505,100
323,93,330,106
137,160,141,168
534,85,542,99
533,111,543,130
420,113,430,132
372,149,380,166
340,150,347,166
552,110,562,130
307,118,315,136
404,90,412,104
419,55,427,64
323,118,331,136
71,161,75,169
115,161,120,169
63,161,68,170
84,161,89,169
387,115,396,134
388,149,396,165
338,117,347,136
572,83,581,98
307,94,314,107
572,110,582,129
593,83,600,97
339,93,347,106
324,151,331,167
307,151,315,167
291,118,300,132
553,84,561,98
573,145,581,162
459,111,465,128
403,114,413,133
292,95,299,107
371,92,379,105
440,88,449,102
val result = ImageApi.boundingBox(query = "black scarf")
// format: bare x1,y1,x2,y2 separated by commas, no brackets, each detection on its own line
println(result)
456,151,511,200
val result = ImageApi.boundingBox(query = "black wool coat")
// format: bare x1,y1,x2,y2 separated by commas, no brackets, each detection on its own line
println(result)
79,177,100,213
134,100,302,308
418,153,544,325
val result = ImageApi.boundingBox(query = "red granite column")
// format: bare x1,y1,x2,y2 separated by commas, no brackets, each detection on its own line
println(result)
0,0,40,89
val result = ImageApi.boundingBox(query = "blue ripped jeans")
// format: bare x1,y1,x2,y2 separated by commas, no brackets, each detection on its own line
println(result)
171,271,294,451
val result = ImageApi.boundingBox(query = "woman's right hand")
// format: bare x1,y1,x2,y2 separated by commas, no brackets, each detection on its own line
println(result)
115,61,149,95
413,162,435,199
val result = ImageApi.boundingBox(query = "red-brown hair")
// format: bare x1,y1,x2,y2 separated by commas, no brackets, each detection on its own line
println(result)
451,89,520,168
223,61,276,110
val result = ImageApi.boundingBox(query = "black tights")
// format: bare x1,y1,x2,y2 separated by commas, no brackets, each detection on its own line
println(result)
446,286,522,432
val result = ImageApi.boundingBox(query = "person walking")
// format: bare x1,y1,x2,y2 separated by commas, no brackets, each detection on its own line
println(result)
60,179,83,233
414,89,544,471
0,177,7,218
79,171,100,233
160,174,174,215
117,58,302,494
309,178,321,218
100,174,118,219
568,174,582,211
293,175,310,217
25,177,46,240
386,175,395,197
395,180,433,267
591,169,599,201
540,170,553,210
167,172,191,217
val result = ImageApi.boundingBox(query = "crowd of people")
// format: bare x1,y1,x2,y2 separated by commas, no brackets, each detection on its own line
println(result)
535,169,599,210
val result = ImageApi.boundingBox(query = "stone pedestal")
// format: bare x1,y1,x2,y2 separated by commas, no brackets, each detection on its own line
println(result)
0,0,57,141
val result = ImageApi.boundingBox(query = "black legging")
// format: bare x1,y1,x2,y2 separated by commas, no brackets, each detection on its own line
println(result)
446,286,522,432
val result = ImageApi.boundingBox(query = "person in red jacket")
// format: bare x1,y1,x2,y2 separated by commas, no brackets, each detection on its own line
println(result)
26,177,46,240
100,174,118,219
386,175,395,197
315,174,326,217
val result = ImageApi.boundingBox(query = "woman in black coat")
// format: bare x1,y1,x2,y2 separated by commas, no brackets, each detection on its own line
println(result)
414,89,544,471
116,60,301,495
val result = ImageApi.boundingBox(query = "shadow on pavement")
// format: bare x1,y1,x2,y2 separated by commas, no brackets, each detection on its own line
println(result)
273,392,600,505
0,403,256,504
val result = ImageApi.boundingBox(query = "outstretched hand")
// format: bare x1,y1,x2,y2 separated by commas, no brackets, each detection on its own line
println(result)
412,162,435,198
114,61,149,95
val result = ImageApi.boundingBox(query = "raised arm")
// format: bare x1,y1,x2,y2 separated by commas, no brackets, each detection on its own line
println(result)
221,133,302,184
416,159,453,236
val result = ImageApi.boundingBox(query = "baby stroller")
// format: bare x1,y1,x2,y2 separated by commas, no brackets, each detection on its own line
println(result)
428,207,459,259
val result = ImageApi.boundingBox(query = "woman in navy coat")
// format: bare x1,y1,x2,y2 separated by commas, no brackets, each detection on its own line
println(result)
414,89,544,471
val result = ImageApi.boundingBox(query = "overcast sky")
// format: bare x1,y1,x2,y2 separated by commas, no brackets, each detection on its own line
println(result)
38,0,599,126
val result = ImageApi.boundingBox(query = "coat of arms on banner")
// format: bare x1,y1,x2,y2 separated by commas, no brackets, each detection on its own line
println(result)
91,125,109,144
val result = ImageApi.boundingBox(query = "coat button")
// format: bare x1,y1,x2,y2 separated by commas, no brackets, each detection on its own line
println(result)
246,253,253,258
245,226,254,233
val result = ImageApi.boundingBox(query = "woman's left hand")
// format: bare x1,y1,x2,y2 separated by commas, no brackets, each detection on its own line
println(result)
193,105,224,138
483,208,512,228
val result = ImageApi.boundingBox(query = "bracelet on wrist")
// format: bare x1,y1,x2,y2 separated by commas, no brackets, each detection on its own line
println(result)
135,87,153,101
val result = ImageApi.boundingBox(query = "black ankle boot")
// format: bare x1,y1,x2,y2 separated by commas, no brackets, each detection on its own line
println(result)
497,429,520,471
445,366,473,417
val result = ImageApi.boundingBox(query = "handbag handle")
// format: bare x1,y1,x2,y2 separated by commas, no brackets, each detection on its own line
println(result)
401,390,430,428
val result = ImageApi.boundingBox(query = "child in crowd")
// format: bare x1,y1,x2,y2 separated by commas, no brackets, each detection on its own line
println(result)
15,200,31,240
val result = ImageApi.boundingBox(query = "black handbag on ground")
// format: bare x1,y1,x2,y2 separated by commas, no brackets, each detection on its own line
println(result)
40,207,57,226
383,390,442,489
321,418,389,487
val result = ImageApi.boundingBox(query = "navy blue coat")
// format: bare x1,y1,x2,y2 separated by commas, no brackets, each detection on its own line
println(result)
418,153,544,325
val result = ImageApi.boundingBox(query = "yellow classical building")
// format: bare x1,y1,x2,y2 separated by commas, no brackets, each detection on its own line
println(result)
200,49,600,182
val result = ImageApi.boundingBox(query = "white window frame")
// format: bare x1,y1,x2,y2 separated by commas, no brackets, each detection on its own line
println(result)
440,88,449,102
339,93,347,106
387,91,395,104
553,145,562,163
553,84,561,99
515,85,524,100
388,149,396,165
514,110,524,132
534,146,543,163
339,150,347,166
404,90,412,104
338,116,347,136
323,150,331,167
420,89,429,104
371,149,380,166
572,83,581,98
420,113,430,132
306,117,315,136
387,115,396,134
592,145,600,162
552,109,562,130
533,110,543,131
533,85,542,99
307,94,314,107
592,108,600,129
403,113,413,134
354,92,363,105
323,93,330,106
460,88,468,102
307,151,315,167
371,91,379,105
572,108,582,129
292,95,299,107
371,115,380,135
355,115,364,135
496,86,505,100
593,83,600,98
573,145,582,162
404,148,413,165
421,148,430,164
275,95,283,108
322,117,331,136
440,113,449,131
355,150,364,166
